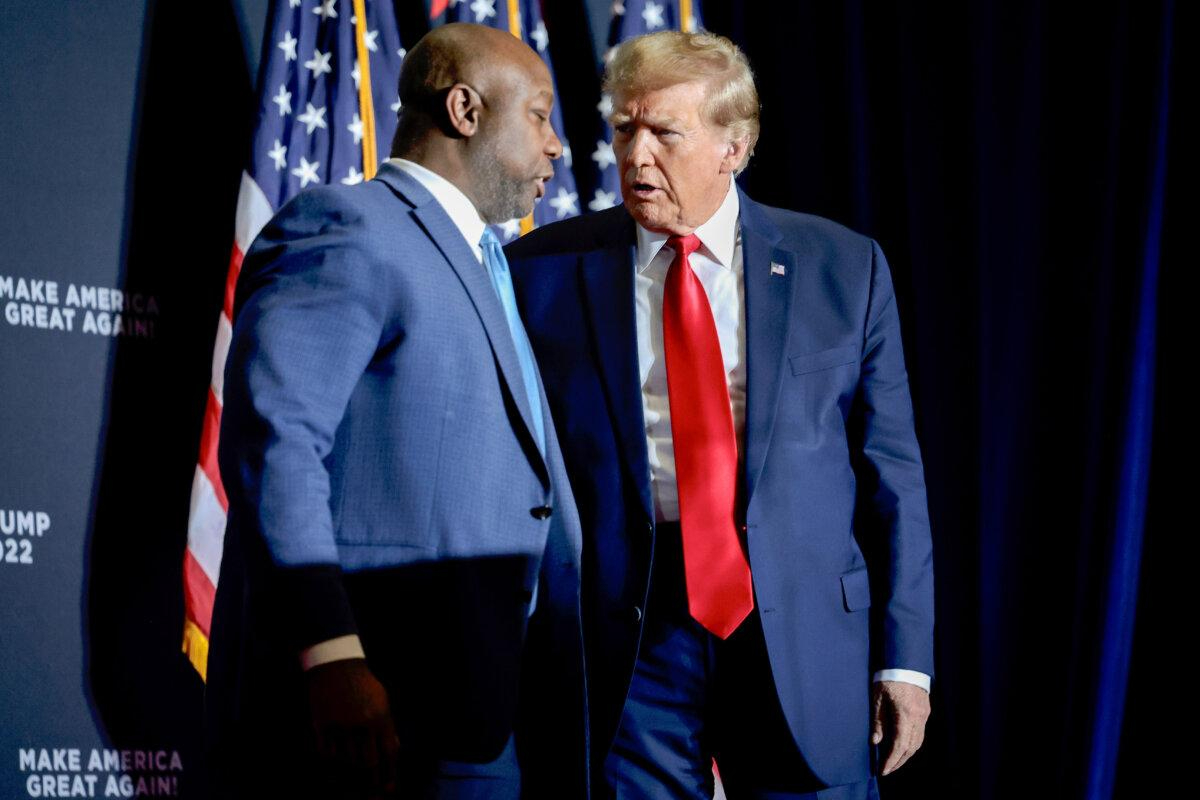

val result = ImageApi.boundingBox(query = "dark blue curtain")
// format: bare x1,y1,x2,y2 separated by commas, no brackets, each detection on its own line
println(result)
679,1,1180,797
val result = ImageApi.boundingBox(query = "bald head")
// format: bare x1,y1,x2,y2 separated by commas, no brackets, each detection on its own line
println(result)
392,23,548,153
387,23,562,224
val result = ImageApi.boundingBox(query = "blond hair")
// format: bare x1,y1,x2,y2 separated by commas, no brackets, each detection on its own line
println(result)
603,30,760,171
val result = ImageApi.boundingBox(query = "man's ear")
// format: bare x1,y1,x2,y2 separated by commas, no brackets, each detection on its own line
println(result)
444,83,482,138
719,136,750,175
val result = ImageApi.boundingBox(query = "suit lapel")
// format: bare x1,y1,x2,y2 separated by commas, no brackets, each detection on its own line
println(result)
375,164,548,485
740,190,795,504
579,223,654,521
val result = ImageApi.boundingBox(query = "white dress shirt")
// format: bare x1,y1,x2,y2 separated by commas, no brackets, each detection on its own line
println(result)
633,179,930,692
636,181,745,524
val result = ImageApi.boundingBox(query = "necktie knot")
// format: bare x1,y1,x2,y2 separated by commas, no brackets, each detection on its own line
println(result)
667,233,702,260
480,227,501,251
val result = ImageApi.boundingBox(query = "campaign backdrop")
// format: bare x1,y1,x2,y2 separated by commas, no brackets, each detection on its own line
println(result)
0,2,265,797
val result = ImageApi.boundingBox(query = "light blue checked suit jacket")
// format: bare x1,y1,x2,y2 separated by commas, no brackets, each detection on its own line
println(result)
207,162,588,794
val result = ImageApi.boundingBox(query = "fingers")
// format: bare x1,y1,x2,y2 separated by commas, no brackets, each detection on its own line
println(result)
313,723,395,800
313,725,356,800
875,682,931,776
351,725,379,797
879,712,921,775
316,716,397,799
360,715,401,799
376,719,401,796
305,659,400,798
374,724,401,798
871,685,885,746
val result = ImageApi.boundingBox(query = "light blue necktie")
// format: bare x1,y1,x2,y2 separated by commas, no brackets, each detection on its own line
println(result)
480,228,545,455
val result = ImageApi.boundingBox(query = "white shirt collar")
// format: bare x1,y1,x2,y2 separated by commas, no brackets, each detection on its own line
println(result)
388,157,487,261
634,180,741,273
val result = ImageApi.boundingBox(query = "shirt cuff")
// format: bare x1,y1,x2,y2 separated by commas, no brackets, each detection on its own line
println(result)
872,669,931,692
299,634,366,671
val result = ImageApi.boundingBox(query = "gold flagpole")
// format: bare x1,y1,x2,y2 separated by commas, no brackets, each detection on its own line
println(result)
353,0,378,179
508,0,536,236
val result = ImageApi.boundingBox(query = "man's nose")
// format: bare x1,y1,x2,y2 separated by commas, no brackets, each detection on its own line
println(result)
546,126,563,160
625,129,654,168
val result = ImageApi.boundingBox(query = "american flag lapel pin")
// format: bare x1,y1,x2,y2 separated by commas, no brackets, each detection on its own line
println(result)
770,262,786,276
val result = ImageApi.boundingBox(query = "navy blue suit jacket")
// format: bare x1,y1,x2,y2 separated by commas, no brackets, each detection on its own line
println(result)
506,190,934,786
207,163,587,796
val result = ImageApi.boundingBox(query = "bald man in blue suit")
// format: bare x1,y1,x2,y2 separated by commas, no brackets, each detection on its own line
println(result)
206,24,586,800
507,31,934,800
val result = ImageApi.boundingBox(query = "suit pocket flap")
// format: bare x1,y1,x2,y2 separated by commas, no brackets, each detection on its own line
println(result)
789,345,858,376
840,567,871,612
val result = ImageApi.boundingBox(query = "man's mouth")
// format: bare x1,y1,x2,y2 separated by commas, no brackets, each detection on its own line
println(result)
535,174,552,198
631,182,659,198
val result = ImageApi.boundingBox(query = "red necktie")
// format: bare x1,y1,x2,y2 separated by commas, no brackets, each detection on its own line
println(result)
662,233,754,639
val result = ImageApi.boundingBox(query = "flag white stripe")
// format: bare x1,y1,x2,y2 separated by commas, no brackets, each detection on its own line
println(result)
235,171,274,255
186,465,226,586
211,313,233,405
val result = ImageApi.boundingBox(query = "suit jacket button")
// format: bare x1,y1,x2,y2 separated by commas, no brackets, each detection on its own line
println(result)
530,506,552,520
632,606,643,623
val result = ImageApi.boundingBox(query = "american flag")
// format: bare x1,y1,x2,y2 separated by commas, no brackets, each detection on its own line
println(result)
437,0,582,242
181,0,405,681
585,0,703,215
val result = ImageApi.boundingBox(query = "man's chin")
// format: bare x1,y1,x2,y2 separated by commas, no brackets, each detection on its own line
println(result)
483,203,534,227
511,191,538,222
626,203,675,234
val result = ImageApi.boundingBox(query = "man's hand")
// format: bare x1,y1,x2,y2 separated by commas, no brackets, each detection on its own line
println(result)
305,658,400,798
871,680,930,776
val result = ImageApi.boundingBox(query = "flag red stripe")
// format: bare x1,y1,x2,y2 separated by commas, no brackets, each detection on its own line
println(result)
224,244,243,322
199,387,229,511
183,549,216,638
